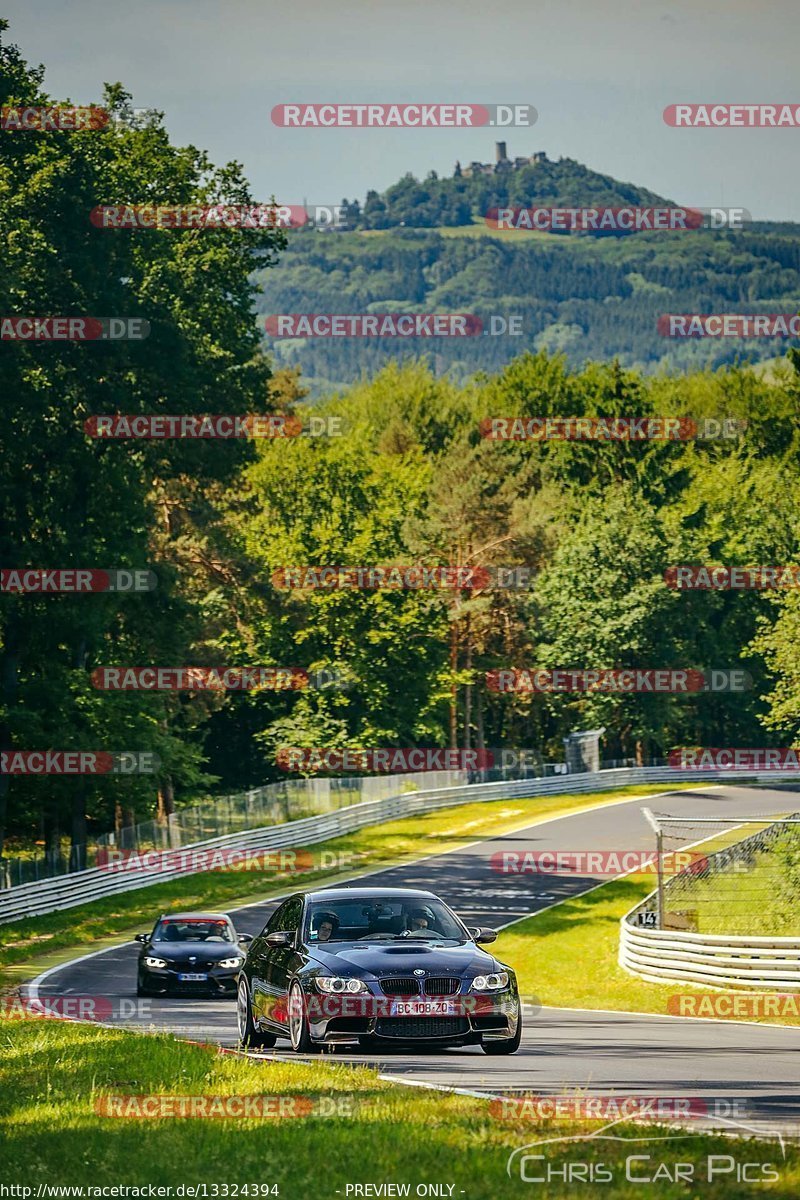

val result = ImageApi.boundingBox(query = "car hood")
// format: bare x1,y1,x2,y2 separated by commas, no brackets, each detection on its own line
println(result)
144,943,242,964
307,941,498,976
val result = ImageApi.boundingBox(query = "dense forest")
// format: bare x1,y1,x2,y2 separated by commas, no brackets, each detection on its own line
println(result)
3,27,800,861
256,224,800,393
254,152,800,393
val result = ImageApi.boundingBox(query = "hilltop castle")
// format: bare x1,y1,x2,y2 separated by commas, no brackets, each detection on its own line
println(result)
456,143,548,178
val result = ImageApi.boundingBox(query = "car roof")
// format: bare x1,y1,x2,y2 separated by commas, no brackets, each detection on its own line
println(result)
303,887,438,902
158,912,231,921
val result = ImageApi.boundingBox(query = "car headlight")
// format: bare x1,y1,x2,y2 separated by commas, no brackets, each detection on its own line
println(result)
144,956,167,968
217,957,244,969
470,971,509,992
315,976,368,994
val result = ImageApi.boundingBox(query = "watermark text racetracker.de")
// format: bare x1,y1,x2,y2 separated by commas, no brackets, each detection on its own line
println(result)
668,992,800,1019
0,317,149,340
493,1095,750,1121
491,848,708,876
92,203,370,231
89,667,310,691
271,103,536,127
95,1094,354,1119
84,414,344,439
95,845,364,875
275,746,564,774
486,206,749,232
275,747,494,774
271,564,533,590
257,990,519,1024
0,1189,277,1198
265,314,523,338
665,564,800,589
0,1189,277,1199
486,668,751,693
659,313,800,338
0,993,152,1022
669,747,800,770
0,105,108,130
664,102,800,127
0,751,158,775
479,416,746,441
91,204,299,230
1,569,156,593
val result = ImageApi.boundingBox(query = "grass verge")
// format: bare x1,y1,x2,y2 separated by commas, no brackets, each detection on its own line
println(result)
0,784,693,988
0,1015,796,1197
495,872,800,1026
662,826,800,935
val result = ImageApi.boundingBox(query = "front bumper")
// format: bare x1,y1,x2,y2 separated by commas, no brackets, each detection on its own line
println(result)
300,984,520,1045
139,964,240,995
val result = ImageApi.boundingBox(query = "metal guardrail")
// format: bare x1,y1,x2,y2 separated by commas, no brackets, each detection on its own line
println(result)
620,807,800,990
1,769,470,887
1,764,793,925
619,920,800,990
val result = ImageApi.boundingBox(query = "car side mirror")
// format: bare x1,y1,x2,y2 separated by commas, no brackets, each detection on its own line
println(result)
470,927,497,945
265,930,293,948
238,933,253,944
134,933,149,943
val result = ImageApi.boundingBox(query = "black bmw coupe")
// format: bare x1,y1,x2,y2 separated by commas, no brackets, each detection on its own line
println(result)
236,887,521,1053
135,912,252,996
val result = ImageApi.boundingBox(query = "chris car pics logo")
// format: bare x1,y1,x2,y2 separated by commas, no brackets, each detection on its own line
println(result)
505,1112,783,1186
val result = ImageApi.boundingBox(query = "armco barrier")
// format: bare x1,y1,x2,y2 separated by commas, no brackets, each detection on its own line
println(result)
620,809,800,990
0,765,791,924
619,920,800,990
3,769,469,885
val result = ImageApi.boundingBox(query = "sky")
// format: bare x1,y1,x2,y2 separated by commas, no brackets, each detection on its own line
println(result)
4,0,800,220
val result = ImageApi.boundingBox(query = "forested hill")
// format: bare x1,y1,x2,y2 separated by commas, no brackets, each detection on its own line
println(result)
337,151,673,230
254,149,800,396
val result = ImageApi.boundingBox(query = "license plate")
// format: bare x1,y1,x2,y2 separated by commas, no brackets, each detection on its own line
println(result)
389,1000,456,1017
178,973,208,982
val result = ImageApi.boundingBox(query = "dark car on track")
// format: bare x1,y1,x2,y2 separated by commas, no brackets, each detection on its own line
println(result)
135,912,252,996
236,887,521,1054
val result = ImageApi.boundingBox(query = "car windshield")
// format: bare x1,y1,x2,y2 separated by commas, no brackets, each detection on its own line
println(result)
304,897,468,945
153,919,234,943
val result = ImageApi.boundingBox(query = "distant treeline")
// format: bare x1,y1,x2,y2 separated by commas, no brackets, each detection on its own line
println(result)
255,226,800,394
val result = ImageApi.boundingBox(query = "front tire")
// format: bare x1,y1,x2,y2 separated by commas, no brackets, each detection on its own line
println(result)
288,981,318,1053
237,978,277,1049
481,1015,522,1055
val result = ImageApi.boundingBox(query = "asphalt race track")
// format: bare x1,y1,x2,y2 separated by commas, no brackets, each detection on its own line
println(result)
28,784,800,1134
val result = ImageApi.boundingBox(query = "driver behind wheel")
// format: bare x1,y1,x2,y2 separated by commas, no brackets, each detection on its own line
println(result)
313,910,340,943
406,905,436,932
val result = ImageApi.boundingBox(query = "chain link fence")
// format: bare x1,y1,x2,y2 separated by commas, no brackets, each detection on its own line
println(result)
636,810,800,934
0,770,468,889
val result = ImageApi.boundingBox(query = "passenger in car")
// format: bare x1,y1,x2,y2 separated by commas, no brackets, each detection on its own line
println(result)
315,912,340,943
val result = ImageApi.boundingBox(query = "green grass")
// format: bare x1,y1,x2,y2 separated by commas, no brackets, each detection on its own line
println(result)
495,872,800,1026
0,784,693,988
662,827,800,935
0,1016,796,1197
360,220,568,244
